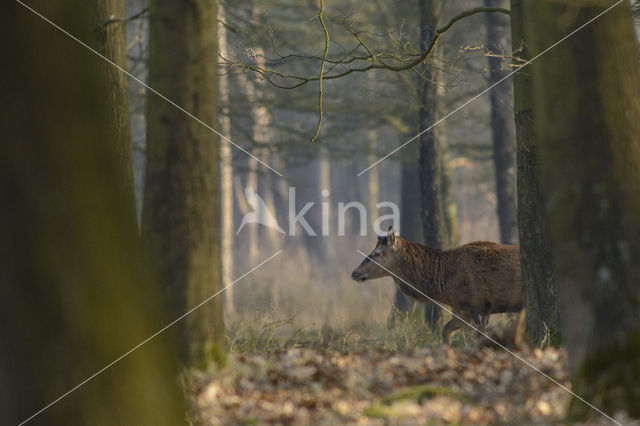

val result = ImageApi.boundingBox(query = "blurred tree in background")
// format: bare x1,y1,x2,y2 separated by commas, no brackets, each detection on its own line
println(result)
485,0,517,245
526,0,640,419
0,1,184,424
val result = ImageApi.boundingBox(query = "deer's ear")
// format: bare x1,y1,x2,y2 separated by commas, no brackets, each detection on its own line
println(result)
387,226,396,246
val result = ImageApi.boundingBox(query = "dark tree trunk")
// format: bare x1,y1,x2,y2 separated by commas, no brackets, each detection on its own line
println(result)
143,0,225,365
526,0,640,419
0,2,184,424
485,0,518,245
417,0,446,329
509,0,560,346
393,143,424,316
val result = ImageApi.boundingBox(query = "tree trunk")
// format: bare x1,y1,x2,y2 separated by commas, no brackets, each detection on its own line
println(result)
219,5,235,317
368,129,380,233
485,0,517,245
435,82,460,249
510,0,560,346
143,0,225,365
87,0,137,225
418,0,447,250
394,142,424,315
525,0,640,419
0,2,184,424
418,0,446,329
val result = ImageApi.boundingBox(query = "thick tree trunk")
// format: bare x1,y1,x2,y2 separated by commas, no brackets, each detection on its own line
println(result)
0,2,184,424
525,0,640,419
418,0,447,251
418,0,446,329
510,0,560,346
143,0,225,365
485,0,517,245
92,0,137,224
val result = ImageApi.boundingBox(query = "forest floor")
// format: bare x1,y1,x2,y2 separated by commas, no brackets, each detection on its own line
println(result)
185,314,635,426
187,346,575,425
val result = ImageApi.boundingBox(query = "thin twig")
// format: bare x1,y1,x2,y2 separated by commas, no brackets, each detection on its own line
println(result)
311,0,330,142
225,6,509,90
103,8,148,27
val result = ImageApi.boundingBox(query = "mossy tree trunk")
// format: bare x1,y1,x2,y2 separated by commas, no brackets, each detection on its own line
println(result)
509,0,560,346
92,0,137,224
0,2,184,424
143,0,225,366
485,0,517,245
525,0,640,419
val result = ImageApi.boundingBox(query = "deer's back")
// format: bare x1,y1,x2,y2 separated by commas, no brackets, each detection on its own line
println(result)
443,241,522,316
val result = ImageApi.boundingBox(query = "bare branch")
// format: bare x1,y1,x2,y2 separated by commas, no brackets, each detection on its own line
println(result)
311,0,330,142
223,6,509,89
103,8,148,27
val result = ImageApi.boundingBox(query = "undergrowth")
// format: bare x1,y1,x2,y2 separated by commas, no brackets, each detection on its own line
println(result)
225,308,479,354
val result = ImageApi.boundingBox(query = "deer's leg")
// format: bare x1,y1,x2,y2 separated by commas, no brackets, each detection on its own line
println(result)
472,312,489,332
442,316,466,344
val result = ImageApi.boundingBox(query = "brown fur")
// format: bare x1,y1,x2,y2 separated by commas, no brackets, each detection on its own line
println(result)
351,227,522,344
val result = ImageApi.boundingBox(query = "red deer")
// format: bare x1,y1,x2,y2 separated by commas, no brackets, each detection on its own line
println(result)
351,227,522,344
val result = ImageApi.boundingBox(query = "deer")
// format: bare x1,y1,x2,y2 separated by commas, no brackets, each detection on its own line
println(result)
351,226,522,344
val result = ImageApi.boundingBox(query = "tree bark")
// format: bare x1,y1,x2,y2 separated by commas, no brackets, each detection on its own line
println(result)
368,129,380,233
485,0,517,245
0,2,184,424
219,5,235,317
90,0,137,225
435,89,460,249
510,0,560,346
418,0,447,250
394,142,424,314
418,0,447,329
525,0,640,419
143,0,225,365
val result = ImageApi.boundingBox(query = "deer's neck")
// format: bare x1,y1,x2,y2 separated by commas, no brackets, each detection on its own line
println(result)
394,241,448,304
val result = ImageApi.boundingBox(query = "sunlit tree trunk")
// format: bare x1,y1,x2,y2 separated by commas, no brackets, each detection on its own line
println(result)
143,0,225,365
525,0,640,419
0,2,184,424
219,5,235,317
319,146,332,260
245,156,260,263
510,0,560,345
485,0,517,245
236,66,274,264
368,129,380,232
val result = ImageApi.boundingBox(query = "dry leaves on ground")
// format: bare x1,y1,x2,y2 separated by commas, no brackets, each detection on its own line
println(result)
186,346,631,425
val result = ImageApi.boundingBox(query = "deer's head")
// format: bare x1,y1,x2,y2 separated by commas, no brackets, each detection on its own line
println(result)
351,226,401,282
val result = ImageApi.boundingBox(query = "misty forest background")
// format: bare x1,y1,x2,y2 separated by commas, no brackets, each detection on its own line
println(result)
136,0,516,333
2,0,640,424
